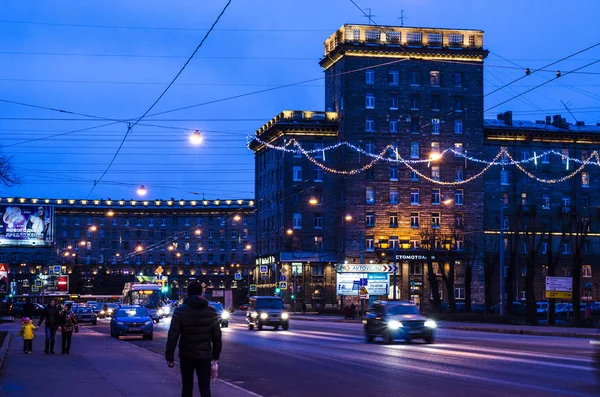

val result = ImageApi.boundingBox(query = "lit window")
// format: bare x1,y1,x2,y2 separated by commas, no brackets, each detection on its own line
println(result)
314,236,323,251
583,265,592,278
293,166,302,182
431,141,440,154
366,93,375,109
430,71,441,86
455,190,464,205
582,172,590,187
431,118,440,134
562,149,569,164
454,143,463,156
410,188,420,205
366,187,375,204
431,166,440,181
365,69,375,85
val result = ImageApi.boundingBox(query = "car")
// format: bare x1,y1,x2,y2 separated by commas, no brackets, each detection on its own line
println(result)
10,302,44,318
208,301,230,328
75,307,97,325
246,296,289,331
110,305,154,340
86,301,99,309
364,301,436,344
98,303,120,319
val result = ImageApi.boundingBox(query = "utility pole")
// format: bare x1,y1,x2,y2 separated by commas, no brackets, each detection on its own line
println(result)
499,198,506,316
393,244,397,300
398,10,409,27
363,8,376,25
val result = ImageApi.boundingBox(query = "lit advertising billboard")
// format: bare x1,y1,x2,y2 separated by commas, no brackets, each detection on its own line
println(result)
0,205,54,246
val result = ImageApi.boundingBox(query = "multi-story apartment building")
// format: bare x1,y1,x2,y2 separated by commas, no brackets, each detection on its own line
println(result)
0,197,255,299
251,24,488,309
484,112,600,307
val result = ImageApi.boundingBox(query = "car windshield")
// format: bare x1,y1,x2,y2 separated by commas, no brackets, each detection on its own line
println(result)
117,307,148,318
256,299,283,309
107,304,119,309
388,305,420,315
209,302,224,312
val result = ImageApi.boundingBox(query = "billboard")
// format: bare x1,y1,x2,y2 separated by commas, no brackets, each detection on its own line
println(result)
0,205,54,246
336,273,389,296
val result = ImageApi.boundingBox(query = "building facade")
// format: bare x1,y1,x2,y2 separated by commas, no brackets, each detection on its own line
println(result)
0,197,256,301
251,24,488,309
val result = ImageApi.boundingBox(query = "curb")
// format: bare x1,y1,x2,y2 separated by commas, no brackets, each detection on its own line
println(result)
443,326,600,338
0,333,12,370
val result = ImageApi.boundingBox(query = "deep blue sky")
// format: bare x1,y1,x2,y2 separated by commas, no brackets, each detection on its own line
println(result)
1,0,599,200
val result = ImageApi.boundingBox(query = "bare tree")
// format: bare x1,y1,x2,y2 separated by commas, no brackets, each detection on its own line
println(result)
0,148,21,187
440,227,463,313
520,206,546,325
420,226,442,312
483,234,499,314
463,232,482,313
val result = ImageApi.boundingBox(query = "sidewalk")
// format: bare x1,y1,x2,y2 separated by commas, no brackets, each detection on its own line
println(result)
289,313,600,338
0,323,260,397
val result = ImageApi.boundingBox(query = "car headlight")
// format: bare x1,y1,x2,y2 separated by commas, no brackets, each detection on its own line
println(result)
251,312,258,318
221,311,230,320
260,313,268,320
388,320,403,330
107,309,113,313
281,312,289,320
424,320,437,328
100,310,105,315
117,321,124,326
157,309,163,316
144,321,152,326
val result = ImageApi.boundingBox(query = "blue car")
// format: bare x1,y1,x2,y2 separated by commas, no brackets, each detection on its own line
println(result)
110,305,154,340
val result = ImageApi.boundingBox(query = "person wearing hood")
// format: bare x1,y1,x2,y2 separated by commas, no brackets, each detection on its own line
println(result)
38,299,60,354
17,317,37,354
165,282,222,397
59,302,78,355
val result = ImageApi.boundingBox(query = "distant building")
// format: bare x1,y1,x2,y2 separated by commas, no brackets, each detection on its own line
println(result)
0,197,255,299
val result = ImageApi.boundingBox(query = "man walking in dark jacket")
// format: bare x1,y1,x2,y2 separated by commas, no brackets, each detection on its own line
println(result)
166,282,222,397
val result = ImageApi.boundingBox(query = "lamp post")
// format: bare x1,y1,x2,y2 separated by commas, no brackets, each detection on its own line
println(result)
499,198,506,316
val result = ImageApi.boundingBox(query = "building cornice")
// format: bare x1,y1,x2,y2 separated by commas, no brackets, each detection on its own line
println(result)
0,197,255,210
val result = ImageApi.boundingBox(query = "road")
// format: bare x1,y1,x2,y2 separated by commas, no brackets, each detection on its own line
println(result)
88,314,599,397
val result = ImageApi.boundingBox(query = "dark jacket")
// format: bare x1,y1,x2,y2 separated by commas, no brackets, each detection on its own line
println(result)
22,301,35,318
165,296,222,362
38,305,60,329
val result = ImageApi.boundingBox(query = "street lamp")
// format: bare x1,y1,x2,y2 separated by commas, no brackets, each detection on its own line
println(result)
137,185,147,196
234,215,241,222
106,210,114,217
344,214,353,222
189,130,203,145
286,229,294,235
308,197,318,205
89,225,97,232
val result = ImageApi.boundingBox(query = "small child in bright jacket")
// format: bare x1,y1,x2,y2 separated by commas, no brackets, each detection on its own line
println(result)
17,317,37,354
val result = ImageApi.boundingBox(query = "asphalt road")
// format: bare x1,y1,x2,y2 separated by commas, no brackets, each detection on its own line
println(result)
88,314,599,397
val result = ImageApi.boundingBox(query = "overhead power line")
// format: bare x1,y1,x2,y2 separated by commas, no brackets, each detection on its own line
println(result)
0,51,316,61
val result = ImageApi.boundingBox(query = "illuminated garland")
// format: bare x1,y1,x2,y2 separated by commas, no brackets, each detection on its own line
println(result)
248,136,600,185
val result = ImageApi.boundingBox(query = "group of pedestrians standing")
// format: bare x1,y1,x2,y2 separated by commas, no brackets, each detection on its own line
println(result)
343,303,357,320
18,299,78,355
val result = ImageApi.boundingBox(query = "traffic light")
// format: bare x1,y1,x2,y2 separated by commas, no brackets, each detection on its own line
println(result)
275,287,281,294
290,294,295,300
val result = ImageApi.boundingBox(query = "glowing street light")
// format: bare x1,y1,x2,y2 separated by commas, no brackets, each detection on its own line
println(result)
137,185,147,196
136,245,143,252
189,130,203,145
195,229,202,236
309,197,318,205
106,210,114,217
79,241,86,246
286,229,294,235
167,245,175,251
245,244,252,250
234,215,241,222
89,225,97,232
345,214,353,222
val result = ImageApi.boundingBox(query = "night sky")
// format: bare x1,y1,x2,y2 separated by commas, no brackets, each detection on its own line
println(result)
1,0,599,200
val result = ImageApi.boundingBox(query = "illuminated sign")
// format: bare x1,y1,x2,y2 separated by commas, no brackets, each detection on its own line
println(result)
0,205,54,246
0,264,7,293
256,256,276,265
57,275,69,292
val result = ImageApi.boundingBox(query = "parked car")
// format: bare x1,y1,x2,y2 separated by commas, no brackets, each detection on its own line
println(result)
10,302,44,318
364,301,436,344
75,307,97,325
208,301,230,328
110,305,153,340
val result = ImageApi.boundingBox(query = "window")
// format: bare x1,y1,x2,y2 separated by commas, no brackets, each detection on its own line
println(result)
454,120,463,134
430,71,441,86
501,170,509,185
314,168,323,182
583,265,592,278
454,287,465,300
431,141,440,155
411,213,420,228
389,120,398,133
454,143,463,156
431,213,441,228
582,193,590,208
455,213,464,229
541,242,548,254
541,194,550,209
112,218,118,226
410,188,420,205
411,95,420,110
432,189,441,204
389,188,399,204
455,190,464,205
562,197,571,212
390,237,399,249
386,31,401,43
365,212,375,227
365,118,375,132
431,166,440,181
522,151,530,161
455,168,464,182
431,118,440,134
314,214,323,229
562,243,571,255
365,93,375,109
561,149,569,164
366,237,375,252
390,213,399,227
196,217,202,226
521,193,528,206
409,71,420,86
293,213,302,229
293,166,302,181
411,117,420,134
454,96,463,112
86,218,93,226
431,95,440,111
449,33,464,47
389,165,398,181
365,69,375,84
410,142,419,159
411,171,419,181
388,70,399,85
138,218,144,227
74,230,80,238
453,72,463,87
365,140,374,154
390,95,399,110
582,172,590,187
366,187,375,204
314,143,324,159
314,236,323,251
74,218,80,226
542,152,550,164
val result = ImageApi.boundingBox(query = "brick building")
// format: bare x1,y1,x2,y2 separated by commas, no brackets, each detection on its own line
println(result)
0,197,256,300
251,24,489,309
484,112,600,306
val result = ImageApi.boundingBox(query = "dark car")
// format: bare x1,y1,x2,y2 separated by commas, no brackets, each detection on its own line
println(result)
208,301,230,328
246,296,289,331
110,305,153,340
364,301,436,344
10,302,44,318
75,307,98,325
98,303,120,319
